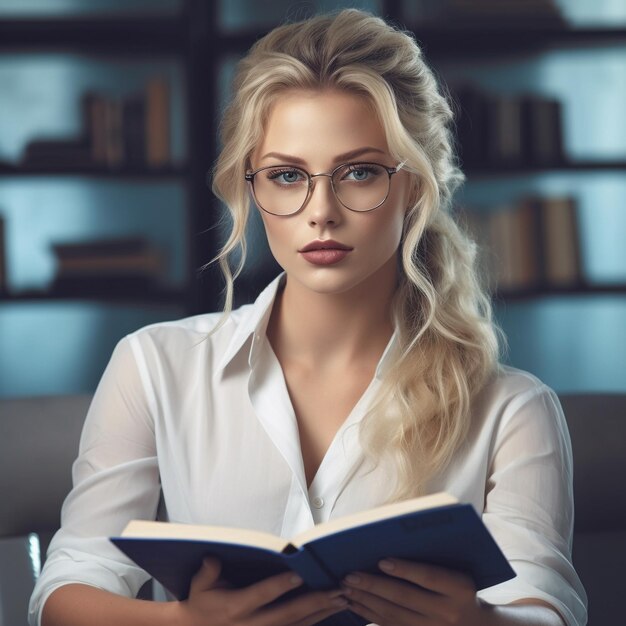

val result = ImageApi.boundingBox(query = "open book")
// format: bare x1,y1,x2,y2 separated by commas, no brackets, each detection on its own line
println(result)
112,492,514,614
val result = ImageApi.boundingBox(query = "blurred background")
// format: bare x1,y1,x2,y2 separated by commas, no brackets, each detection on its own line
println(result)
0,0,624,397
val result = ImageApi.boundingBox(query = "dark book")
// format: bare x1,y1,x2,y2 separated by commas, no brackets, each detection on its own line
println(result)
454,85,490,167
82,91,108,165
104,98,124,168
55,250,163,278
111,492,515,626
21,139,92,168
443,0,566,25
145,76,170,168
522,95,565,166
123,93,147,167
51,274,158,296
51,236,149,260
486,95,525,166
0,214,6,295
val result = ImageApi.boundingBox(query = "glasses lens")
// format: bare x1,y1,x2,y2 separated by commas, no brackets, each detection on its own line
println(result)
252,166,309,215
332,163,390,211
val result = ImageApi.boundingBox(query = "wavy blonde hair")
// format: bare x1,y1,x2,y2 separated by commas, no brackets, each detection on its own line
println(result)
211,9,500,501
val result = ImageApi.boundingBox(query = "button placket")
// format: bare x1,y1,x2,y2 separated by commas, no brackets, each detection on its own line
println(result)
312,496,324,509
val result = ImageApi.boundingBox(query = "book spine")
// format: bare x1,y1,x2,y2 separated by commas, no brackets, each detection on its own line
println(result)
146,76,170,168
296,546,367,626
0,213,6,295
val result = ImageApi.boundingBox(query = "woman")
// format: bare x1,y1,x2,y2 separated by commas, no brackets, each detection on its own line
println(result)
30,9,587,626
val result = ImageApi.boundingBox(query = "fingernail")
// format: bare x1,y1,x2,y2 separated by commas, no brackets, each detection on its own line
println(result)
379,559,395,571
290,574,303,585
332,597,349,607
344,574,361,585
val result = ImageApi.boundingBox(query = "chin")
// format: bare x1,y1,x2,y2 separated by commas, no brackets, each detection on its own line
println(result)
288,267,382,297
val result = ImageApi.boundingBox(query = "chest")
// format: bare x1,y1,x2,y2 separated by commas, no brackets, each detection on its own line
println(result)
281,366,375,488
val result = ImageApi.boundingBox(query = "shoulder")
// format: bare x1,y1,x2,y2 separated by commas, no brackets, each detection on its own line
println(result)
116,303,255,377
474,365,570,453
128,305,250,347
480,364,555,410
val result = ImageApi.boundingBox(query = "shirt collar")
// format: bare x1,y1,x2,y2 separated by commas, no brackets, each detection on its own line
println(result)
216,272,285,374
216,271,399,380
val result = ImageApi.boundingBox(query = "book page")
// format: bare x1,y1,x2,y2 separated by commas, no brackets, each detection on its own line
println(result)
292,492,458,547
120,520,290,554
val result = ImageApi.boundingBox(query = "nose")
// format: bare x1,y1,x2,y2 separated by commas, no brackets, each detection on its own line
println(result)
304,173,343,227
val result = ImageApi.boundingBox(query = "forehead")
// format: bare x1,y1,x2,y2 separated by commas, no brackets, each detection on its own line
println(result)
253,89,389,165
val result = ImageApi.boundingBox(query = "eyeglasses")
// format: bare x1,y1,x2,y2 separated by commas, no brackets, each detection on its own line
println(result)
245,161,405,216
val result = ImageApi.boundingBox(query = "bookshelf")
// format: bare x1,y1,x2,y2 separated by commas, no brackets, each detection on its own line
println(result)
0,0,624,395
2,2,624,308
0,1,220,314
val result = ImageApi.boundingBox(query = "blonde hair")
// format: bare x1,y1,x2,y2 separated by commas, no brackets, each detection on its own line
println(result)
212,9,500,501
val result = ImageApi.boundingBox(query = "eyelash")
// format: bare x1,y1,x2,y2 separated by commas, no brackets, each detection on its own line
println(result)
265,163,379,181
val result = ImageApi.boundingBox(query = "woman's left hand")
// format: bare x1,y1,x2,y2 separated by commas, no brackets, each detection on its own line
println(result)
341,559,489,626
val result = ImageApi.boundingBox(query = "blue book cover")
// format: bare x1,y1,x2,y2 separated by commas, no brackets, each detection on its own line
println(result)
111,492,514,624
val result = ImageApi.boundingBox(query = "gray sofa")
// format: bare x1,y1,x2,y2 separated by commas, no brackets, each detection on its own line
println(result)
1,393,625,626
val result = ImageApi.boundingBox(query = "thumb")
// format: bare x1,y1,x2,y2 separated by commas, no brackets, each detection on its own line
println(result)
189,556,223,594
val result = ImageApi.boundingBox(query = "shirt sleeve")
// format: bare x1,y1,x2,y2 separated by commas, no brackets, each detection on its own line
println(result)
477,381,588,626
28,335,161,626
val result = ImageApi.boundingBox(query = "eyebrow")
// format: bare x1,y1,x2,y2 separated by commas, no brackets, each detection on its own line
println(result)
260,146,387,165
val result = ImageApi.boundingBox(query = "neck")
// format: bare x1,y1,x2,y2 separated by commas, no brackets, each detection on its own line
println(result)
268,261,397,370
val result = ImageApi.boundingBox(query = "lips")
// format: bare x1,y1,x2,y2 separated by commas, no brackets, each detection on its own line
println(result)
299,240,353,253
298,240,353,266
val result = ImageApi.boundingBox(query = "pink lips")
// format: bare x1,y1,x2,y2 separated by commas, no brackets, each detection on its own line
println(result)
299,239,353,266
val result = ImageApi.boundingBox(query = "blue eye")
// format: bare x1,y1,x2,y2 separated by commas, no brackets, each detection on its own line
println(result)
350,168,369,181
266,168,306,186
340,163,384,183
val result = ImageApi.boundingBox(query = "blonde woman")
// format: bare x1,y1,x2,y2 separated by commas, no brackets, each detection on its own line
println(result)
31,9,587,626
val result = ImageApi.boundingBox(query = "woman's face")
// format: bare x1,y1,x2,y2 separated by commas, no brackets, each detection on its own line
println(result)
250,88,411,297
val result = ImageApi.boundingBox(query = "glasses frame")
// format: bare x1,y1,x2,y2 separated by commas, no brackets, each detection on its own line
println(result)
244,161,405,216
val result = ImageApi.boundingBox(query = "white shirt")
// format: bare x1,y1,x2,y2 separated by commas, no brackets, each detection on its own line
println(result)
29,274,587,626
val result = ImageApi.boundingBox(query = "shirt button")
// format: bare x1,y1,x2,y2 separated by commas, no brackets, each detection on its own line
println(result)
312,496,324,509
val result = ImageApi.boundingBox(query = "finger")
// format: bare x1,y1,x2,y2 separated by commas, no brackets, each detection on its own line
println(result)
378,559,476,597
253,589,349,626
188,557,222,595
346,588,428,626
285,602,352,626
236,570,306,614
344,573,434,617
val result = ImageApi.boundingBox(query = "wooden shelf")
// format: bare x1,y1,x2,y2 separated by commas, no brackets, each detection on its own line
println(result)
464,160,626,177
411,25,626,58
0,287,187,306
217,25,626,57
0,163,190,180
495,283,626,302
0,16,186,53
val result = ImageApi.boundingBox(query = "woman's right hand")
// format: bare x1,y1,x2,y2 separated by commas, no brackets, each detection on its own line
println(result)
174,556,350,626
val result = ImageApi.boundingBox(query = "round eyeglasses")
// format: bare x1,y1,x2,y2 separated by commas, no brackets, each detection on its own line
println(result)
244,161,405,216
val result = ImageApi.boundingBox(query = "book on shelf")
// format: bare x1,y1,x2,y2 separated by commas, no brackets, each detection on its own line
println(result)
541,196,582,287
50,236,165,295
111,492,515,624
146,76,170,168
454,86,564,170
0,213,6,296
521,95,565,166
462,195,582,294
21,76,172,171
486,95,525,166
441,0,565,25
51,235,152,259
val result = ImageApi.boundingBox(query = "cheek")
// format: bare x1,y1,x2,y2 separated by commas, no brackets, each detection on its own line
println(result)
259,215,290,260
370,208,406,252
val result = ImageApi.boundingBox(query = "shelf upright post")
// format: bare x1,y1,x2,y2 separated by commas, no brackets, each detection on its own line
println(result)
183,0,223,314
